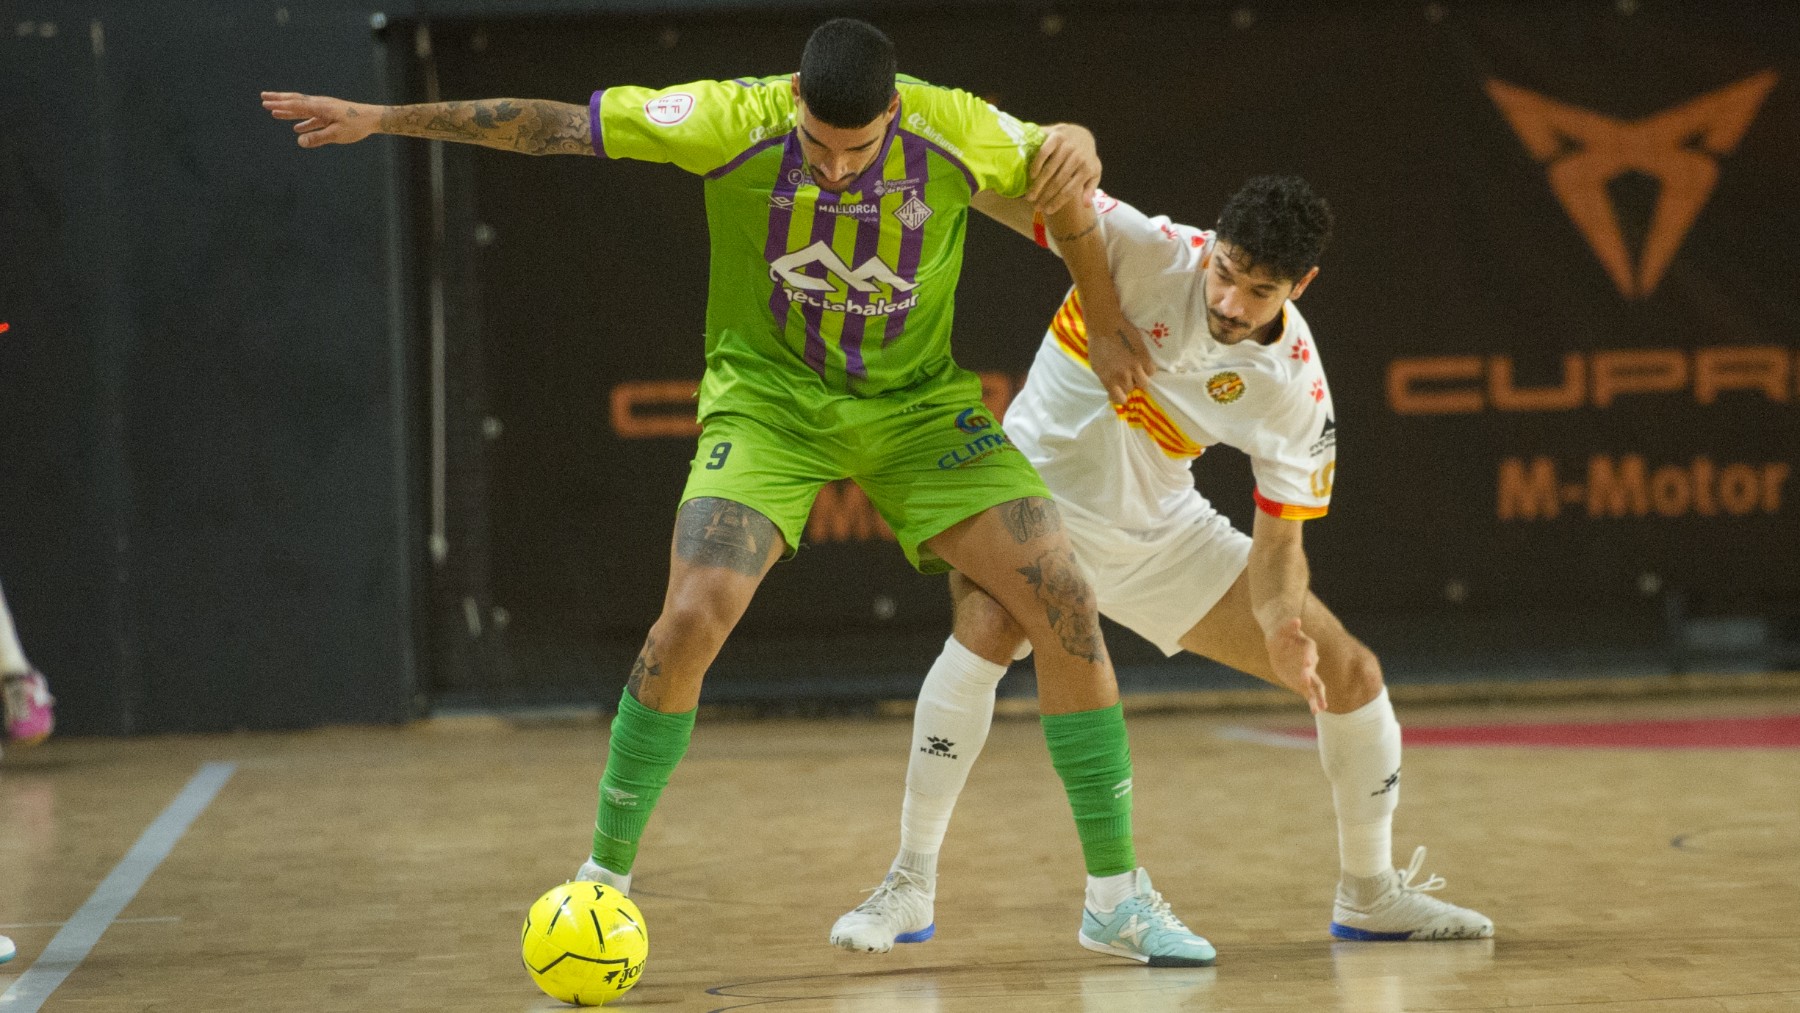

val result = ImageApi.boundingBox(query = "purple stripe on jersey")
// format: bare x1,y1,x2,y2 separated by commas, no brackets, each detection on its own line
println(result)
837,190,885,379
799,188,840,377
764,137,809,368
588,90,608,159
882,130,931,347
918,138,977,192
705,135,784,181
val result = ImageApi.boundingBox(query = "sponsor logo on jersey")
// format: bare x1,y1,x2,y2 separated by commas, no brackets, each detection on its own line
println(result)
872,177,922,196
905,112,964,160
644,92,696,126
820,201,882,216
1310,413,1337,457
937,430,1013,470
894,194,933,229
1485,71,1776,300
771,241,917,294
1206,371,1245,404
769,194,795,209
769,241,920,316
954,408,992,434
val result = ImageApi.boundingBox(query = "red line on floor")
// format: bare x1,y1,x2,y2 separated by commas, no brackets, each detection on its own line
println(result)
1278,715,1800,748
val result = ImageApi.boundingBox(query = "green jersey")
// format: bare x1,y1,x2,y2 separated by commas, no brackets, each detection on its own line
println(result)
590,75,1045,420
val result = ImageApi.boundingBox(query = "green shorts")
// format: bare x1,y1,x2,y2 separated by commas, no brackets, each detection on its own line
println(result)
679,396,1050,573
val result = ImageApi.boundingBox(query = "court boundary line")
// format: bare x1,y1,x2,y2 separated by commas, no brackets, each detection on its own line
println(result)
0,761,235,1011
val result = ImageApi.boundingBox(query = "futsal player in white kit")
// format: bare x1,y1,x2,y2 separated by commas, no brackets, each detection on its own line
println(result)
832,176,1493,957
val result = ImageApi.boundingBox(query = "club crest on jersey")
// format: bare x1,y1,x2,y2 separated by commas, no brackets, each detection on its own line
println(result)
644,93,696,126
894,194,933,229
1206,371,1246,404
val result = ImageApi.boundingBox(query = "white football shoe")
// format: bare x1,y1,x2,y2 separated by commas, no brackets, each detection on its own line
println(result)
1330,846,1493,941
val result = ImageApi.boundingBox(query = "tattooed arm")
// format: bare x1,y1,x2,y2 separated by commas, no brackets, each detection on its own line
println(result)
1043,197,1154,406
260,92,593,155
972,188,1155,407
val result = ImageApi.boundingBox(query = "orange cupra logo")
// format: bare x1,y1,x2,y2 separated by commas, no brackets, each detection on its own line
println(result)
1485,71,1777,300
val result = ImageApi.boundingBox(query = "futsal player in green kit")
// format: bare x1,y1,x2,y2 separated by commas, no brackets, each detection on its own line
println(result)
263,18,1214,964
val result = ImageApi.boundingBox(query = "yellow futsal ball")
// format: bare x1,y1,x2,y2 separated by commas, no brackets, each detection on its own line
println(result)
520,881,648,1006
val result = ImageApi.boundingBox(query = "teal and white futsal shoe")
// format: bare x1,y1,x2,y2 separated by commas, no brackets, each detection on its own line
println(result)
1330,846,1493,941
1078,869,1217,966
830,867,936,953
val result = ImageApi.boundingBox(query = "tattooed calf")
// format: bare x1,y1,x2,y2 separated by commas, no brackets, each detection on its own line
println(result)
627,633,663,699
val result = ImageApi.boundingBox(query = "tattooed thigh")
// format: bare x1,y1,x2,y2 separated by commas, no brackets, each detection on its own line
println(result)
999,497,1063,544
1015,546,1103,663
674,497,780,576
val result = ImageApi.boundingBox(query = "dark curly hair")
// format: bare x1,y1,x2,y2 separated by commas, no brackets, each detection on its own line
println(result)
1215,175,1334,283
799,19,897,128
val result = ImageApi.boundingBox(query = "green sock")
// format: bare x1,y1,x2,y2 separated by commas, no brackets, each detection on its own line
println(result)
592,690,695,874
1042,702,1137,877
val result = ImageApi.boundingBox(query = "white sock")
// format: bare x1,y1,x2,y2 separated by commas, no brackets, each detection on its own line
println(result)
1315,688,1401,879
0,582,29,675
1085,870,1137,913
896,636,1006,865
892,848,938,883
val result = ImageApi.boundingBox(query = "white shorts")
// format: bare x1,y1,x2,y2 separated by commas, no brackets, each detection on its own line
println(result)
1061,494,1251,656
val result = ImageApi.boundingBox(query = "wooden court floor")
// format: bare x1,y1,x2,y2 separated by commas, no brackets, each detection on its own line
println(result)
2,690,1797,1011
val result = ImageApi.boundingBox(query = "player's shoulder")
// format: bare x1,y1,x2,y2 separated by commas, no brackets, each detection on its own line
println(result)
1098,192,1209,271
896,75,1030,140
894,74,970,111
1271,301,1325,373
692,75,794,124
627,76,791,127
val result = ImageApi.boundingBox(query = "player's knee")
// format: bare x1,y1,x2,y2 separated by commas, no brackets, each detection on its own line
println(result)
657,586,749,649
1324,641,1385,708
955,592,1026,664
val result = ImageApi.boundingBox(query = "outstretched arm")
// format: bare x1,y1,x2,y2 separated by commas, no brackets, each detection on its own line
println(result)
972,185,1155,405
1248,510,1327,714
261,92,593,155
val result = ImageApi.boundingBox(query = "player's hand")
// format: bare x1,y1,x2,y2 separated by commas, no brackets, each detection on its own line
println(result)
1085,309,1155,408
1027,124,1100,216
1266,617,1327,715
261,92,380,148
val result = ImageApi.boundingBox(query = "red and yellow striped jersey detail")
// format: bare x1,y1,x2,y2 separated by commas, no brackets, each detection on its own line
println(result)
1254,487,1329,520
1114,389,1206,459
1047,290,1205,460
1049,288,1090,360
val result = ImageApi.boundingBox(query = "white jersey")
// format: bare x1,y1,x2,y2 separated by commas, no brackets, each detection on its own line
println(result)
1004,193,1337,534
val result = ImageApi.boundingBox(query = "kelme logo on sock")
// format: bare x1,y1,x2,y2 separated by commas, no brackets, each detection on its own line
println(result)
604,786,640,807
920,736,958,759
1111,778,1133,799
